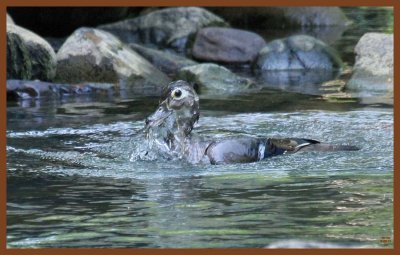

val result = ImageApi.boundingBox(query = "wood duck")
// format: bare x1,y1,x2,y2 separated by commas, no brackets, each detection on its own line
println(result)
144,80,359,165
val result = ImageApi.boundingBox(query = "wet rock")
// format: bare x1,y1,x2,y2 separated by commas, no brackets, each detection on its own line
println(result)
7,7,133,37
177,63,255,94
352,33,393,76
7,79,115,100
7,23,57,81
255,35,343,71
129,43,197,76
56,27,170,91
7,13,14,24
98,7,227,53
208,7,351,28
346,33,393,103
192,27,266,64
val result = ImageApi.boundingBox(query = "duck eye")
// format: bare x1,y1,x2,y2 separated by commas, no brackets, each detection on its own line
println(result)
172,89,182,98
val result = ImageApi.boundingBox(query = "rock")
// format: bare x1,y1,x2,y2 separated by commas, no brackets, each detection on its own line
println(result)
7,79,116,100
98,7,227,53
208,7,351,28
192,27,266,64
346,33,393,101
7,23,57,81
255,34,343,70
177,63,255,94
352,33,393,77
129,43,197,76
7,13,14,24
55,27,170,91
7,7,133,37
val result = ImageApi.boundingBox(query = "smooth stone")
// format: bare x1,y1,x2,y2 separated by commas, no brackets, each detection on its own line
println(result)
177,63,255,94
55,27,170,91
346,33,393,101
98,7,227,52
255,34,343,70
7,23,57,81
192,27,266,64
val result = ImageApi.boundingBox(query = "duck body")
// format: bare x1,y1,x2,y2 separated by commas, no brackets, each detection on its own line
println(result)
143,80,359,165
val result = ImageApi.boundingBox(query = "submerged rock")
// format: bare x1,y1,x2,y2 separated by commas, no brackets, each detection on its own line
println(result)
255,34,343,70
7,23,57,81
177,63,255,94
192,27,266,64
55,27,170,91
98,7,227,52
346,33,393,103
129,43,197,76
7,13,14,24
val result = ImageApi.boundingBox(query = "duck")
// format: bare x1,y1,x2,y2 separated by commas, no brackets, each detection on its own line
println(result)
143,80,359,165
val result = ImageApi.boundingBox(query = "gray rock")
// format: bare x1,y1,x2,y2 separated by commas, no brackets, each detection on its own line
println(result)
55,27,170,91
98,7,227,53
208,7,351,28
7,13,14,24
129,43,197,76
7,79,115,100
346,33,393,101
255,34,343,70
352,32,393,77
7,23,57,81
177,63,255,94
192,27,266,64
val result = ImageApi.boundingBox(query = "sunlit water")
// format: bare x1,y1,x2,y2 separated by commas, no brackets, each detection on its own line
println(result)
6,7,393,248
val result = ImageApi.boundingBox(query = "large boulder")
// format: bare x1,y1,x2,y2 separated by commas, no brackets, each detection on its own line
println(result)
192,27,266,64
7,23,57,81
55,27,170,91
129,43,197,76
177,63,255,94
98,7,227,53
346,33,393,99
255,34,343,70
208,7,351,28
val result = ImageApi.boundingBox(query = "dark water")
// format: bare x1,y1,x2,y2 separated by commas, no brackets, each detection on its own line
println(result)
7,7,393,248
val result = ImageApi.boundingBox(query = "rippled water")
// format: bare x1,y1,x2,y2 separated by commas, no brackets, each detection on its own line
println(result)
7,7,393,248
7,104,393,248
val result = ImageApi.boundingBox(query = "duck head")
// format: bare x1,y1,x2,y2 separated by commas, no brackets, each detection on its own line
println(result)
145,80,200,139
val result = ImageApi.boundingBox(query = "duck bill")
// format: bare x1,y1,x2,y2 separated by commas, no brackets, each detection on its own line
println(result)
145,101,172,128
